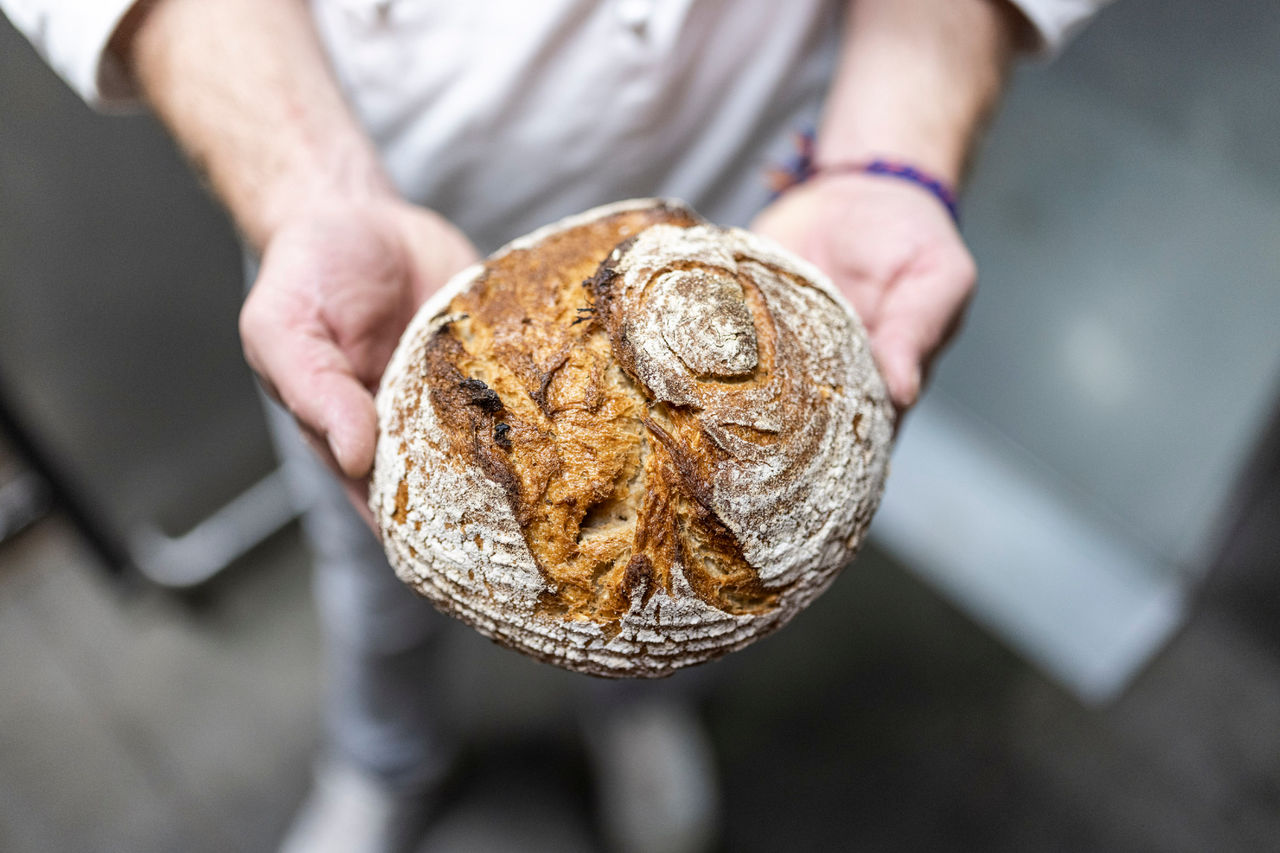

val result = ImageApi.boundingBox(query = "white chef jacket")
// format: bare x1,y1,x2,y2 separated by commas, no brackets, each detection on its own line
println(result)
2,0,1110,250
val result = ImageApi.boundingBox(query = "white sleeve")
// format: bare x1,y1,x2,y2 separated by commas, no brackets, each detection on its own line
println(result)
1006,0,1114,55
1,0,143,108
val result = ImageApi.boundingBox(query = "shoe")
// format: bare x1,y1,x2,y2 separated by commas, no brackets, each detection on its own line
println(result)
278,759,438,853
583,698,721,853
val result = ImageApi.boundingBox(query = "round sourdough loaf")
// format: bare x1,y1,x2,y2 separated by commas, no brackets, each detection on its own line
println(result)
371,199,893,677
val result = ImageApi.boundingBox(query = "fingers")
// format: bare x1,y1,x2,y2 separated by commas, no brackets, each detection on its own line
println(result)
241,285,379,480
237,202,479,490
751,177,976,413
295,425,378,529
835,264,893,332
869,246,976,410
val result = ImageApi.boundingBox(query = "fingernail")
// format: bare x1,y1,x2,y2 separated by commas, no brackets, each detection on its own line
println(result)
893,364,921,411
327,434,349,474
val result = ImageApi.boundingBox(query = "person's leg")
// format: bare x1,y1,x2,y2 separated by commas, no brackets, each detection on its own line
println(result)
265,400,453,852
581,674,722,853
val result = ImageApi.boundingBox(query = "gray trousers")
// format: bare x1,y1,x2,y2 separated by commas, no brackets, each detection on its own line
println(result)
266,399,455,788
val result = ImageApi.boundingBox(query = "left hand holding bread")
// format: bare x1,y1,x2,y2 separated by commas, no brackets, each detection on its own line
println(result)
752,174,976,411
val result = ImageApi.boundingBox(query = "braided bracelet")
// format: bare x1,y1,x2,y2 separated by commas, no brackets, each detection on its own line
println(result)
767,128,960,225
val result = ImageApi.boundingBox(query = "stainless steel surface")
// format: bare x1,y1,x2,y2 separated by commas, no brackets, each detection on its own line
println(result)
128,463,307,588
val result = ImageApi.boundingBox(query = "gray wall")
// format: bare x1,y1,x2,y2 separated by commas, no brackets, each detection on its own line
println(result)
0,21,273,537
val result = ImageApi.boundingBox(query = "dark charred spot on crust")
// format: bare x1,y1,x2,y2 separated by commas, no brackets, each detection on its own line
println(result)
586,251,626,300
653,199,702,221
621,554,657,609
422,330,524,518
529,352,569,415
494,422,512,449
458,377,503,412
585,252,631,334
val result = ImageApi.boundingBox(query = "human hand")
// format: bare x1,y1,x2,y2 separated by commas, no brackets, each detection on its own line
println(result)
118,0,481,513
240,199,479,492
751,175,976,412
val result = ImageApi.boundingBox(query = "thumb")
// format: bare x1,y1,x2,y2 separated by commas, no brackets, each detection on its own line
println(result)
868,252,976,413
870,331,923,412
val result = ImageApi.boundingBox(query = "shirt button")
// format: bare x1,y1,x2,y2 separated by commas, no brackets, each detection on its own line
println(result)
616,0,653,36
339,0,394,27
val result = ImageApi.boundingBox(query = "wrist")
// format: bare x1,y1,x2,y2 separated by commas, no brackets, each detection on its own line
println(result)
816,0,1019,188
815,122,968,189
769,129,961,224
815,66,991,189
254,135,397,249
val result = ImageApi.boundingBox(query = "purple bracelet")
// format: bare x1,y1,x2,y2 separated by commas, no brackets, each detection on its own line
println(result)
767,128,961,225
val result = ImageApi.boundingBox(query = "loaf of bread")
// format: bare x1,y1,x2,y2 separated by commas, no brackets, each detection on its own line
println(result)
371,199,892,677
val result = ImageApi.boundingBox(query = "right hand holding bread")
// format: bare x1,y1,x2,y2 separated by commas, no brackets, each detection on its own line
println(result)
239,198,479,499
751,173,977,412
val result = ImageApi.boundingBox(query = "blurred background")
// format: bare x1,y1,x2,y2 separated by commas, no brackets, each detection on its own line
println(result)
2,0,1279,851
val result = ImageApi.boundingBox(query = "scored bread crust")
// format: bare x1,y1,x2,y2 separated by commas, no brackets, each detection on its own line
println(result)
371,199,893,677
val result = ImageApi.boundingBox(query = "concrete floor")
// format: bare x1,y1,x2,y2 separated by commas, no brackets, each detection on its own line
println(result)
2,510,1279,852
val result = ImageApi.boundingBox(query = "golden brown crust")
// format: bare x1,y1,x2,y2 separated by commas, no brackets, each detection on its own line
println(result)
419,204,704,633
